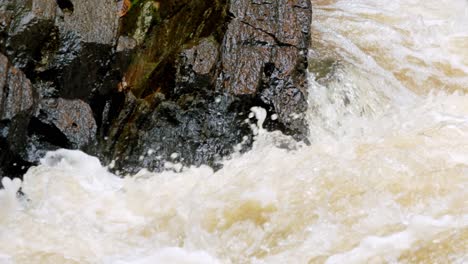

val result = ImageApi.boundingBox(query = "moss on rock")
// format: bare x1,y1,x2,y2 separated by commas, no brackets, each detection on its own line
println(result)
119,0,228,98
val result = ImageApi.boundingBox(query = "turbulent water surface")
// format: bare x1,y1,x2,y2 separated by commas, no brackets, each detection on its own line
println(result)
1,0,468,263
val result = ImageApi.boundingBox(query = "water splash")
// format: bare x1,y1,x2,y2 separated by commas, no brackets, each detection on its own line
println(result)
1,0,468,263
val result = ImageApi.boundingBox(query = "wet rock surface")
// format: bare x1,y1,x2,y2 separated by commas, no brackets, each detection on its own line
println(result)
0,0,122,177
0,0,312,177
1,0,122,98
0,53,35,176
219,0,311,136
101,0,312,173
0,54,34,120
101,91,255,174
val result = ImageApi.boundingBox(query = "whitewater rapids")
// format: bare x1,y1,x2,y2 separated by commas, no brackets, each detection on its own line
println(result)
0,0,467,263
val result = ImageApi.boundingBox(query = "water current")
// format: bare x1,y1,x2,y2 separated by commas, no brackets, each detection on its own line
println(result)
0,0,467,263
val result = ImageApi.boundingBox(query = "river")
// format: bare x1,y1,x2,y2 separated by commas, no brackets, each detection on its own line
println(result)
0,0,467,263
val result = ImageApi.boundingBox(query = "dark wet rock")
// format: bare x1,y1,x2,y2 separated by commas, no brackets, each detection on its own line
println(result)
0,52,99,176
0,0,312,177
173,38,220,96
185,39,219,77
100,90,254,174
0,53,97,175
0,53,36,176
3,0,56,73
0,0,121,177
35,98,96,148
1,0,122,99
218,0,311,136
0,54,34,120
25,97,96,163
49,39,117,99
100,0,312,173
49,0,121,98
0,0,14,33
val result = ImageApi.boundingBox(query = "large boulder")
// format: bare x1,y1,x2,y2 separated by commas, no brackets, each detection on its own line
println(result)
0,0,123,177
0,0,312,177
100,0,312,173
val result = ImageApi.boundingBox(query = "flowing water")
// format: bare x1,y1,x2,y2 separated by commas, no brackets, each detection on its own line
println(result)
1,0,468,263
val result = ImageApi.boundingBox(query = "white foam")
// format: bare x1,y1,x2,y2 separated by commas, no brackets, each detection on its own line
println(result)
1,0,468,262
105,248,221,264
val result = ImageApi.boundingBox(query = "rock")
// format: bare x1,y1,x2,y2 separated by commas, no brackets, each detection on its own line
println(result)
116,36,137,53
0,0,312,177
0,53,36,176
25,97,97,163
49,0,121,98
173,38,220,96
48,0,121,99
0,53,34,120
1,0,123,99
35,98,96,148
0,20,112,176
58,0,119,45
3,0,57,72
118,0,228,97
0,0,14,48
101,90,254,174
100,0,312,173
0,52,98,176
0,0,126,177
218,0,311,137
186,39,219,76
